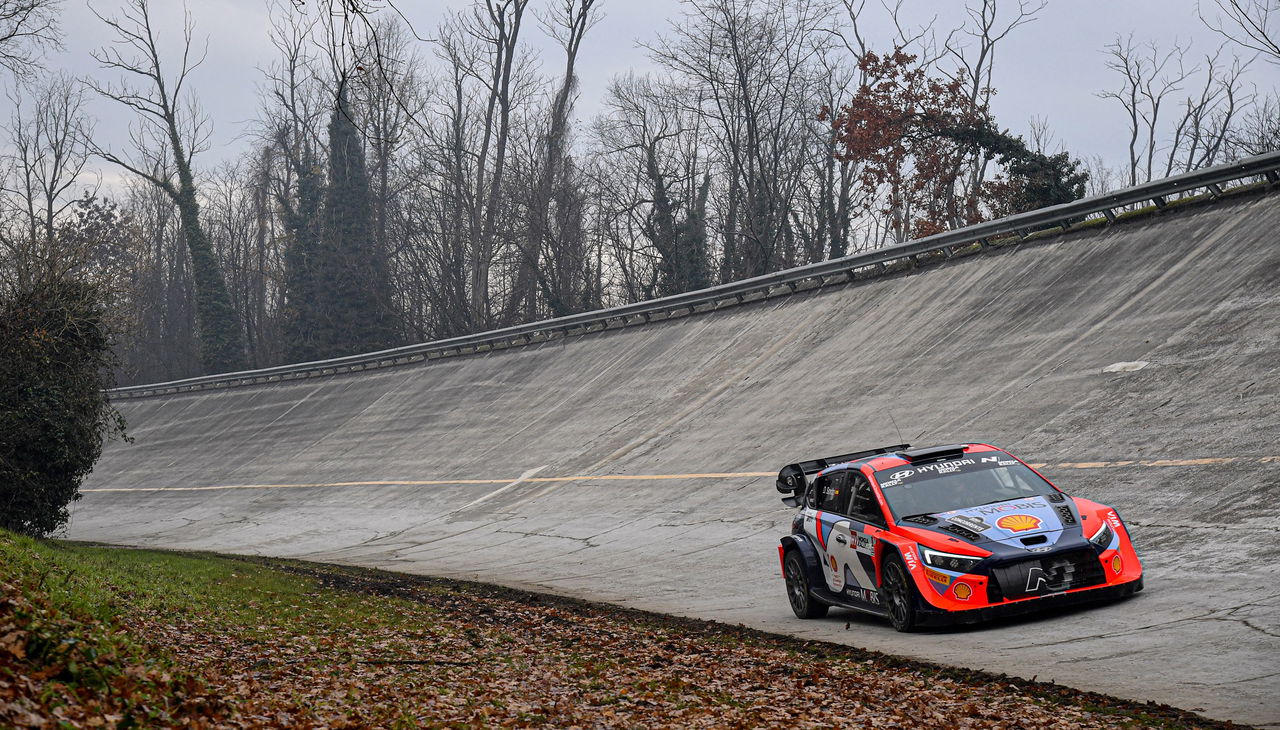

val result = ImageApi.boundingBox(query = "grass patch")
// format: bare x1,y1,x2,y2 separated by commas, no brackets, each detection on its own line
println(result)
1,531,1248,728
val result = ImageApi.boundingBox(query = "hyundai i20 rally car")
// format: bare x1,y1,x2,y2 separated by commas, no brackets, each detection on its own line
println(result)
775,443,1143,631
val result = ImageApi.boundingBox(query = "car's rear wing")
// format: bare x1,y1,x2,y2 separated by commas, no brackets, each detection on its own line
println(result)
775,444,910,506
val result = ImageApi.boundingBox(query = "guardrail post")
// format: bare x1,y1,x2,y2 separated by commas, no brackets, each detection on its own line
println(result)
1102,208,1116,224
1266,170,1279,184
1152,195,1167,209
1207,183,1224,198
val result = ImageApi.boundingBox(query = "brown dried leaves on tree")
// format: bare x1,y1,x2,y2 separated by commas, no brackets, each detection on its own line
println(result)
823,48,1001,241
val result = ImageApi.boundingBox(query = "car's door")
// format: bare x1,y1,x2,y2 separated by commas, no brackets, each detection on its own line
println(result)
837,471,889,608
803,469,850,593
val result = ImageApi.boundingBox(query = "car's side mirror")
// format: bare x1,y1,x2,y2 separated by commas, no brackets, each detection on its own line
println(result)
781,495,800,508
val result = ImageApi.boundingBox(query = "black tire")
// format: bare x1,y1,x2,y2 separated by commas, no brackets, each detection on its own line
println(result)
880,553,919,632
783,550,829,619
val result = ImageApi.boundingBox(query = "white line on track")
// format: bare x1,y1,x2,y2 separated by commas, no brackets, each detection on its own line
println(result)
80,456,1277,493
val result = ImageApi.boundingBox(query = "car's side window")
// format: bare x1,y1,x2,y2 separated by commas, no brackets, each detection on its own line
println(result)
806,475,825,510
849,473,885,526
820,470,851,515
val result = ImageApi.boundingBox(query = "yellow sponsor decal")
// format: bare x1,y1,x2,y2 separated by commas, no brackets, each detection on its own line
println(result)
995,514,1042,533
925,567,952,586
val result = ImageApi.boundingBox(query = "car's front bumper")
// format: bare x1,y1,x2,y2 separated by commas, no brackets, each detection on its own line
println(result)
917,575,1144,627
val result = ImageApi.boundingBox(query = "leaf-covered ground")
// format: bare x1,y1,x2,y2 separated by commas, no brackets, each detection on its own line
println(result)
0,531,1245,729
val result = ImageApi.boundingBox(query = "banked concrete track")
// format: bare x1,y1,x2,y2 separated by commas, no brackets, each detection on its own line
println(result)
72,193,1279,726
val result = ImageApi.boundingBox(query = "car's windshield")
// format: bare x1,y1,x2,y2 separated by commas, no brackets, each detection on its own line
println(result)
874,456,1057,520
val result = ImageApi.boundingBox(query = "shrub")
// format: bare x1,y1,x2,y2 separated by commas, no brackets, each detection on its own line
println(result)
0,276,126,536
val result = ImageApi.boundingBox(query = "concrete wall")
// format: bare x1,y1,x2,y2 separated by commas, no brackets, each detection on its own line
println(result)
72,193,1280,727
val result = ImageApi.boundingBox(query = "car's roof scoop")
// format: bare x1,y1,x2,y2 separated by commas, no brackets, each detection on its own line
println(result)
901,444,970,464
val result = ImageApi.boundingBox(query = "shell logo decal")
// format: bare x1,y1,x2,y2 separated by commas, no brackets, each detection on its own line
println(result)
1111,554,1123,574
996,513,1042,533
952,582,973,601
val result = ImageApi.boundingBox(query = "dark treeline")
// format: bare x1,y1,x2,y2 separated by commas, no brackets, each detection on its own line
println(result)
1,0,1276,385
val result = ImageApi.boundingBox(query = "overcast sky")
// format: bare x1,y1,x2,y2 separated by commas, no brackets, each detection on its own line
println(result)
20,0,1280,188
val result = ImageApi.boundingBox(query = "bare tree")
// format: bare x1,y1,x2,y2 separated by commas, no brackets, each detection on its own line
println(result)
1026,115,1058,154
1225,90,1280,155
646,0,831,281
85,0,246,373
470,0,528,328
0,73,94,287
516,0,600,320
203,157,282,367
1099,35,1193,185
428,0,531,331
594,72,712,299
1199,0,1280,64
115,174,202,383
0,0,60,77
1164,48,1252,173
801,37,862,261
942,0,1044,224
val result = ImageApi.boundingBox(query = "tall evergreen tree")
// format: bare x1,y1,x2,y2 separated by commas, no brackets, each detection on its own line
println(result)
280,142,326,363
315,84,399,357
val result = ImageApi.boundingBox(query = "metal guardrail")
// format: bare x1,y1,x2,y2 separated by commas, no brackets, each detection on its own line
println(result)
112,150,1280,399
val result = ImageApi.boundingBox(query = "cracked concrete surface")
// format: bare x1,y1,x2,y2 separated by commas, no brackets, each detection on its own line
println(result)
70,194,1280,727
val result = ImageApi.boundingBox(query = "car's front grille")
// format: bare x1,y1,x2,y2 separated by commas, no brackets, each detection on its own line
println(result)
986,549,1106,603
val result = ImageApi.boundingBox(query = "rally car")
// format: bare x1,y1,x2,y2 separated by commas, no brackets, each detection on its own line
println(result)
775,443,1143,630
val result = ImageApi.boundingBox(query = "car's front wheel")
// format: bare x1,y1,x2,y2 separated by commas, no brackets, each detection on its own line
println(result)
783,550,829,619
880,553,919,632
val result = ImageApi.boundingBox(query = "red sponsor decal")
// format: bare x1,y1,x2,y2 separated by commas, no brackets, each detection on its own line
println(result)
995,513,1042,532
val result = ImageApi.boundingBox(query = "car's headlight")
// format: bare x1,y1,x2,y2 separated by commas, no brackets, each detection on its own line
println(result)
921,546,983,573
1088,521,1114,548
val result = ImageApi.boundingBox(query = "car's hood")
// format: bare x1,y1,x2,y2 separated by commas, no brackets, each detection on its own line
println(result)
929,496,1075,549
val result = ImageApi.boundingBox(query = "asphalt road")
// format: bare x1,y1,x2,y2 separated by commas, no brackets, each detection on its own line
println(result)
71,192,1280,727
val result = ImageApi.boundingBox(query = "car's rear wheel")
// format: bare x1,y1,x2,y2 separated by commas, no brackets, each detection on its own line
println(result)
784,550,829,619
880,553,919,632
